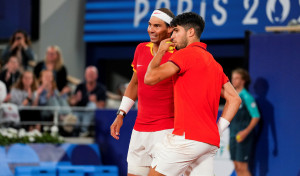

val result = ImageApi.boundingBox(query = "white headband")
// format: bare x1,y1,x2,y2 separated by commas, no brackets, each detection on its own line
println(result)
151,10,173,25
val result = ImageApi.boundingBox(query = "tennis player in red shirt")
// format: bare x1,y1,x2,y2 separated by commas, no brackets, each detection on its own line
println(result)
145,12,242,176
110,8,176,176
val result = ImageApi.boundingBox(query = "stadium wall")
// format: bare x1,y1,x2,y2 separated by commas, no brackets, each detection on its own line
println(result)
249,33,300,176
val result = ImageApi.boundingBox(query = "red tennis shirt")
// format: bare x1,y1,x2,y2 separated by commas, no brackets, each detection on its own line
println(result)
131,42,175,132
169,42,229,147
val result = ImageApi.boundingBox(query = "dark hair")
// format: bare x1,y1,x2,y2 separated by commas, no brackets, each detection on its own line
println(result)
9,30,32,46
157,8,175,27
232,68,251,88
170,12,205,39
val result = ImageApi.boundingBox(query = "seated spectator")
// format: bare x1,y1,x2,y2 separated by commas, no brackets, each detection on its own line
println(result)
1,30,35,69
0,55,21,101
34,70,70,122
10,71,40,131
69,66,106,136
0,80,7,125
34,45,70,95
0,80,7,104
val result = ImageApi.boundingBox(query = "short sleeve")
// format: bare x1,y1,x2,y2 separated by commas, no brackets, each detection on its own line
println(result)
10,88,22,105
169,51,188,74
244,93,261,118
131,44,142,72
75,83,83,94
222,72,229,85
96,85,107,101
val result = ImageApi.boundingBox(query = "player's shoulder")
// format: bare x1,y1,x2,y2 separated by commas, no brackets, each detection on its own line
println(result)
171,47,190,59
137,42,151,48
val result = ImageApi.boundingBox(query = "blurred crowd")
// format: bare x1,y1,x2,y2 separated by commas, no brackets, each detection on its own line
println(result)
0,30,115,137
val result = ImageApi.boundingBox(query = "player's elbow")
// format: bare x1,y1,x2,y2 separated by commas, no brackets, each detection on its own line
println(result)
234,96,242,107
226,93,242,107
144,75,157,86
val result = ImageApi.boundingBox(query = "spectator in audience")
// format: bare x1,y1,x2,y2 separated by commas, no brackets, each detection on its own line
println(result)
230,68,260,176
0,80,7,104
0,55,21,102
10,71,40,131
34,45,70,95
1,30,35,69
69,66,106,136
34,70,70,122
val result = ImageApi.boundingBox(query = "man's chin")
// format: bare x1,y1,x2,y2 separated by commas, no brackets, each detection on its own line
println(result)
151,40,161,45
150,38,157,42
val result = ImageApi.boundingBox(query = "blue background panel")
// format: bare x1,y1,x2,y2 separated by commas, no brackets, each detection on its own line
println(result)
249,33,300,176
84,0,300,42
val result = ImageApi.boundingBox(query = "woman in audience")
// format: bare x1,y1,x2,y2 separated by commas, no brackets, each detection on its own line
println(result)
1,30,35,69
34,70,70,122
34,45,70,95
0,55,22,103
0,55,21,93
10,71,40,131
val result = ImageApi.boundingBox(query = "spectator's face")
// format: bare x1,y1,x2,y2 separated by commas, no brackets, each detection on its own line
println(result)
232,72,244,89
46,47,58,62
15,33,25,43
171,25,188,50
85,68,98,83
7,57,20,72
147,17,171,44
41,71,54,85
22,72,33,87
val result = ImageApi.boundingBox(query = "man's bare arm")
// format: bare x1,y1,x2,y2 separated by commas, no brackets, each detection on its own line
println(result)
220,82,242,122
110,72,138,140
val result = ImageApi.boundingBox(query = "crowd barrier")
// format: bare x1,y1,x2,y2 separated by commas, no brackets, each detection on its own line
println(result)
0,105,96,127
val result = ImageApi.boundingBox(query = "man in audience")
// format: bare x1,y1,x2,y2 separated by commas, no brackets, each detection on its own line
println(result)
70,66,106,136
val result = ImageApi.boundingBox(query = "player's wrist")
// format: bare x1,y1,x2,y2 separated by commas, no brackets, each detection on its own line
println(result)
157,49,167,55
118,96,135,115
243,128,251,135
217,117,230,136
116,109,126,118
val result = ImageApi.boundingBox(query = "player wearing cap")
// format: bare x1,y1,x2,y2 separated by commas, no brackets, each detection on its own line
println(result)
144,12,242,176
110,8,175,176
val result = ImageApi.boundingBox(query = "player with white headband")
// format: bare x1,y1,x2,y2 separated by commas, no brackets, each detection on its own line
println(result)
151,10,173,25
110,8,176,176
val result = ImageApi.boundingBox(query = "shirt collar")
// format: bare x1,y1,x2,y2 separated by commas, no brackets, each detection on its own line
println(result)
239,88,247,95
187,42,207,51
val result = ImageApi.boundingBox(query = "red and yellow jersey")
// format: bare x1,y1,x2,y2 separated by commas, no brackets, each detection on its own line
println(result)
169,42,229,147
132,42,175,132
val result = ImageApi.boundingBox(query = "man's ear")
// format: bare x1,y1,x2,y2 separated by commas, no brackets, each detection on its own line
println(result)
188,28,195,37
167,27,173,35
